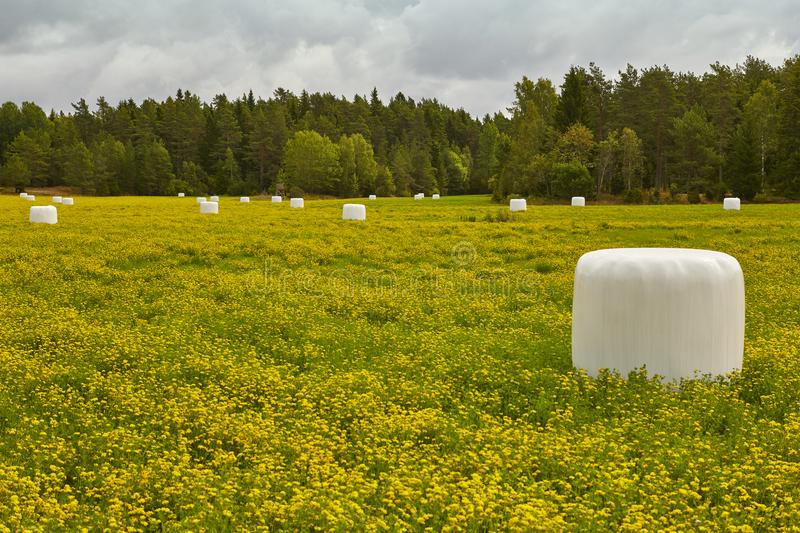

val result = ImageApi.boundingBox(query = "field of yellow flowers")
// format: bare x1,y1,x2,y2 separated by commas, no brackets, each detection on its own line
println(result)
1,194,799,530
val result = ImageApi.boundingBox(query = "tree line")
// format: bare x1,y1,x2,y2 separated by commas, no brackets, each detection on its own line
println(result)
2,55,800,200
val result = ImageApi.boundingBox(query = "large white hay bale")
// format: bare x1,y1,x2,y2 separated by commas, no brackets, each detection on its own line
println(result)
290,198,304,208
240,196,250,203
30,205,57,224
271,196,282,203
414,193,424,200
342,203,366,220
432,193,440,200
196,196,206,203
210,195,219,203
178,192,185,198
368,194,377,200
509,198,527,212
572,248,744,381
19,192,28,198
62,198,74,205
26,195,36,201
200,201,219,214
52,196,63,204
571,196,585,206
723,197,741,210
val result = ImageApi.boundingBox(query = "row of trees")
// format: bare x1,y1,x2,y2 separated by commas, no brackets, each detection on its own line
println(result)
2,55,800,199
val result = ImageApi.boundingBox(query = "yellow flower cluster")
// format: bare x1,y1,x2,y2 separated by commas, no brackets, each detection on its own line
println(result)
0,195,798,530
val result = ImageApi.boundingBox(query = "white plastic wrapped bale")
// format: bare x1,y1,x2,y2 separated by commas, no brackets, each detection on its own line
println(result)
414,193,424,200
342,203,366,220
210,196,219,203
178,192,185,198
62,198,74,205
26,195,36,201
52,196,62,204
571,196,585,206
30,205,57,224
432,194,440,200
368,194,377,200
196,196,206,203
240,196,250,203
19,192,28,198
572,248,744,381
509,198,527,212
723,197,741,210
200,201,219,214
271,196,282,203
290,198,304,208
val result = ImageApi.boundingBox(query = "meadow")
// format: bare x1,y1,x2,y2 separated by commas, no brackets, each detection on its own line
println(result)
0,195,799,531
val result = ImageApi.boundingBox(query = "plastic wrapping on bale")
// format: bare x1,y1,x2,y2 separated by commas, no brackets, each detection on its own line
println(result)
509,198,527,212
26,195,36,201
196,197,206,203
240,197,250,203
52,196,62,203
178,193,185,197
572,196,585,206
200,201,219,214
62,198,74,205
30,205,57,224
414,193,424,200
724,198,741,210
20,193,28,198
432,194,440,200
369,194,377,200
342,203,366,220
210,196,219,203
272,196,282,203
571,248,744,381
290,198,304,208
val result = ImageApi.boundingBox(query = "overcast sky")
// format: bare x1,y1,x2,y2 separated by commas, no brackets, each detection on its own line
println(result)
1,0,798,117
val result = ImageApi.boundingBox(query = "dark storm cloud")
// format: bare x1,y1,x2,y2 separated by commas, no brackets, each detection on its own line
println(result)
0,0,797,117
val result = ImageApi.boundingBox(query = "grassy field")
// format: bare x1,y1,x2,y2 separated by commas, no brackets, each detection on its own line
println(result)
1,194,799,530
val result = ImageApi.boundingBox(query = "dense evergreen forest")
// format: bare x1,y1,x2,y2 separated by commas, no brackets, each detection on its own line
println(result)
2,55,800,200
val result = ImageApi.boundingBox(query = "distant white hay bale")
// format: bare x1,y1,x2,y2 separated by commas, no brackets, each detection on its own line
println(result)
369,194,377,200
200,201,219,214
723,197,741,210
30,205,57,224
342,203,366,220
572,248,744,382
178,192,185,197
210,195,219,203
62,198,74,205
414,193,424,200
290,198,304,208
19,192,28,198
509,198,527,212
271,196,282,203
432,194,440,200
26,195,36,201
52,196,62,204
196,196,206,203
571,196,585,206
240,196,250,203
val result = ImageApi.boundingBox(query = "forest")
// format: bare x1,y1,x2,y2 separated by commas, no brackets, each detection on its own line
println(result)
1,55,799,201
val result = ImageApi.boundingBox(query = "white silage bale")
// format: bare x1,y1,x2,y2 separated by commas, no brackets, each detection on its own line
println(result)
20,192,28,198
271,196,282,203
210,196,219,203
290,198,304,208
200,201,219,214
62,198,74,205
240,196,250,203
30,205,57,224
414,193,424,200
26,195,36,202
723,197,741,210
52,196,63,204
368,194,377,200
509,198,526,212
432,194,440,200
196,196,206,203
571,196,585,206
572,248,744,382
178,192,185,198
342,203,366,220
